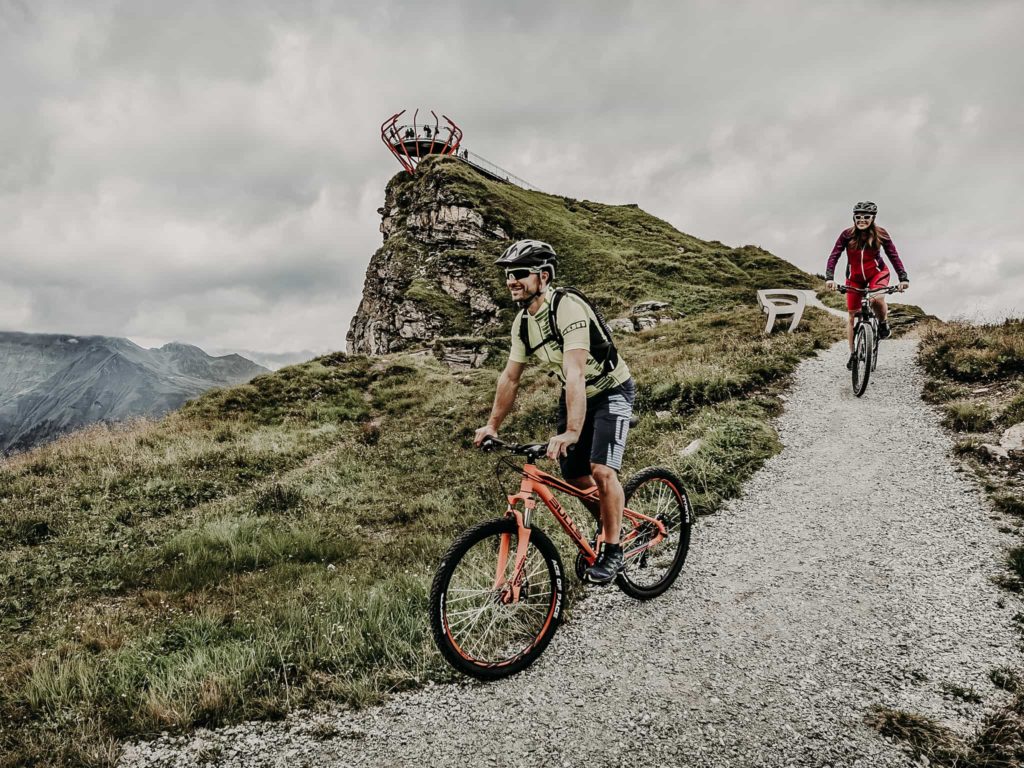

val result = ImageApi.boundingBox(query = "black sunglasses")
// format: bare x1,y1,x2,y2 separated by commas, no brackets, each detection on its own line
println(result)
505,268,540,281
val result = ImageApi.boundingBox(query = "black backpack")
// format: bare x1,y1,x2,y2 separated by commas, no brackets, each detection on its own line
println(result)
517,287,620,385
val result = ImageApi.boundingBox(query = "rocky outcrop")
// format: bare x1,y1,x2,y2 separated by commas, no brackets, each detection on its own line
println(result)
347,159,508,357
609,301,686,333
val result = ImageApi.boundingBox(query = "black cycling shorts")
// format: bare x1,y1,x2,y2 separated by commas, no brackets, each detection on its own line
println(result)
556,378,635,480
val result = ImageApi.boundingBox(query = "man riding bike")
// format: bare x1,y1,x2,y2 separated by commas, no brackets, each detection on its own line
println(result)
825,201,910,369
474,240,636,585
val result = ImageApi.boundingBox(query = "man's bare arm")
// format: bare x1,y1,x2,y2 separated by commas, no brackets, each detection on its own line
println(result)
547,349,587,459
474,360,526,445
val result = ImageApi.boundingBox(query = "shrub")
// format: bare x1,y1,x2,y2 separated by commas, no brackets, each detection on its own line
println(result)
993,494,1024,517
942,401,993,432
1000,393,1024,427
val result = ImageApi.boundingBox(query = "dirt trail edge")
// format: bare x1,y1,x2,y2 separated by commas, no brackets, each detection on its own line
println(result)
121,339,1021,768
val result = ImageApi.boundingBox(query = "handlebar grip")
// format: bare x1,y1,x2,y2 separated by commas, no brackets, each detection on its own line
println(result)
479,436,502,451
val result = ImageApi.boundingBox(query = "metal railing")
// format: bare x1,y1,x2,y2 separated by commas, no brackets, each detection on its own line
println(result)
456,149,541,192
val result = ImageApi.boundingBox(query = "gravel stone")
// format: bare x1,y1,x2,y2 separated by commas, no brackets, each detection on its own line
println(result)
119,340,1021,768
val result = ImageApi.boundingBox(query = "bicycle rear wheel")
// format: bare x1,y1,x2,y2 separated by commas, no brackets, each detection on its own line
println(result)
615,467,692,600
429,517,564,680
852,323,873,397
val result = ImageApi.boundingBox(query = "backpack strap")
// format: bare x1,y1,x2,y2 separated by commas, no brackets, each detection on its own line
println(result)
517,308,555,357
548,287,620,385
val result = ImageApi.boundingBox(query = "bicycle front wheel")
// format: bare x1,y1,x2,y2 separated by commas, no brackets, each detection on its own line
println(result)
429,518,565,680
852,323,873,397
616,467,692,600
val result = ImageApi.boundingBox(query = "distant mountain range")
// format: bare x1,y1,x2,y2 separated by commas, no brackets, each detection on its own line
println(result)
209,348,317,371
0,332,267,454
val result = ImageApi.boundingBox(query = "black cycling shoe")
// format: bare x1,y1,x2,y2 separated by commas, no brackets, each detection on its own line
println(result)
846,353,856,370
878,322,891,339
583,544,624,586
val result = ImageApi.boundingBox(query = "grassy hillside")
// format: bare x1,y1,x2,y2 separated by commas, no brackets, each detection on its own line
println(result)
918,319,1024,525
375,155,821,352
0,159,841,767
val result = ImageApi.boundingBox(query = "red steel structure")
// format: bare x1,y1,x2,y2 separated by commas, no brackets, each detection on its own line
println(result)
381,109,463,174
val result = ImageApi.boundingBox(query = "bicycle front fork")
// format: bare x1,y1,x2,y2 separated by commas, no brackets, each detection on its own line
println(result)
495,505,533,603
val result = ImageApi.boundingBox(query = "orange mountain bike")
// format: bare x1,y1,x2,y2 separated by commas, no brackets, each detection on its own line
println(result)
429,436,692,679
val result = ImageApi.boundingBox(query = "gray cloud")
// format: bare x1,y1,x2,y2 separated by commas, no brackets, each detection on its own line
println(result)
1,0,1021,357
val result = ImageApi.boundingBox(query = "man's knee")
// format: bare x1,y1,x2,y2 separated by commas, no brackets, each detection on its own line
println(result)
590,463,619,488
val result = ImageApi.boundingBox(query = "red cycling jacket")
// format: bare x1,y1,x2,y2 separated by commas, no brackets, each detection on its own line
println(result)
825,227,908,283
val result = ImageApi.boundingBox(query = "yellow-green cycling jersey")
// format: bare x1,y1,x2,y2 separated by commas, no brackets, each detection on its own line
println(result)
508,291,631,398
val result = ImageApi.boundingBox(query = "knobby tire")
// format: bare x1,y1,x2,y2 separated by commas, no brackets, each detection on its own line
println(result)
852,323,873,397
615,467,692,600
430,517,565,680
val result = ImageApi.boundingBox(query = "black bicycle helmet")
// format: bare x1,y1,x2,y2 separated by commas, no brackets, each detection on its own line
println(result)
495,239,557,279
853,201,878,215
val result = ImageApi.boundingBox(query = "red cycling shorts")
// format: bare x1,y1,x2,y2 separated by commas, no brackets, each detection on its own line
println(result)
845,266,890,311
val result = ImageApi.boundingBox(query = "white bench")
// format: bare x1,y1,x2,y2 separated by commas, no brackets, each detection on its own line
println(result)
757,289,807,334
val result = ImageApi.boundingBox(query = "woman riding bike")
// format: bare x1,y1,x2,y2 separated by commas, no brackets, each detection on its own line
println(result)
824,201,909,369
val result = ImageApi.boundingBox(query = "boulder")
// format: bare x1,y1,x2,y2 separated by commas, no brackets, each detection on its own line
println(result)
680,439,703,457
632,300,672,315
629,300,684,330
1000,423,1024,454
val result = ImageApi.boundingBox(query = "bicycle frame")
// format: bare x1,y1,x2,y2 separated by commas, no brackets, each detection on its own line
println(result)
841,285,896,338
493,461,668,601
853,288,885,331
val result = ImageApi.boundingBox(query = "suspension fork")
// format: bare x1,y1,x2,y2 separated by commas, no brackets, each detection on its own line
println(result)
494,474,538,602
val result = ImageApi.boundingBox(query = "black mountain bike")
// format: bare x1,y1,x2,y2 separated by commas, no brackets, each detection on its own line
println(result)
837,285,900,397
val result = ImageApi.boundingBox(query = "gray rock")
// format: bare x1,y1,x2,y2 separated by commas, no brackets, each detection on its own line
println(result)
980,443,1010,461
632,300,672,314
681,438,703,456
999,423,1024,453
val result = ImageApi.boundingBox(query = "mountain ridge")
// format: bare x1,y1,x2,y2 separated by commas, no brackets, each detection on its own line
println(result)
0,331,268,454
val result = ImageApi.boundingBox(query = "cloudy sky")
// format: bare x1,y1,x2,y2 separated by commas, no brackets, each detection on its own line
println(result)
2,0,1021,359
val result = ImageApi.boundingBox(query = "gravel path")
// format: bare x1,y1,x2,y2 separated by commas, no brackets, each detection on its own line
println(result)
121,340,1021,768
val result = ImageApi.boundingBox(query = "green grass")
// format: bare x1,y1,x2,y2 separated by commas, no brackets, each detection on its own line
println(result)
920,319,1024,383
942,401,994,432
404,278,473,335
991,666,1020,692
816,289,847,312
994,494,1024,517
0,159,843,767
869,704,1024,767
1001,393,1024,427
0,314,841,767
940,681,983,704
868,707,962,765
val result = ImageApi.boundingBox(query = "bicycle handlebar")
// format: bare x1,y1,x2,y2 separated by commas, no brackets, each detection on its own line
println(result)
836,285,901,296
479,436,549,459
